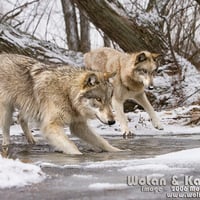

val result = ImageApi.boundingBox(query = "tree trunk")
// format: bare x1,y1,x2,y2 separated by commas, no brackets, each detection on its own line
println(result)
0,23,83,66
61,0,79,51
195,0,200,4
79,10,90,53
72,0,166,53
103,34,111,47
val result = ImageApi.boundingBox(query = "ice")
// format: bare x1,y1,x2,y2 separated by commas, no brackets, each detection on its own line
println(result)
119,164,172,172
78,148,199,175
88,183,127,190
156,148,200,164
72,174,95,179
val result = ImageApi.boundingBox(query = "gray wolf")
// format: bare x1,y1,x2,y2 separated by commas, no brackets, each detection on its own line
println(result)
84,47,163,136
0,54,121,154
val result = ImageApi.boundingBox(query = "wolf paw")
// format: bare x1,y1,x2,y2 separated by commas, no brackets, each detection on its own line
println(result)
123,131,134,139
111,146,123,152
25,134,36,145
152,121,164,130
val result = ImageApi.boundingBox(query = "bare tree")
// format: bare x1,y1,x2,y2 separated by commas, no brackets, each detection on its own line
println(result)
72,0,165,53
79,10,90,52
195,0,200,5
103,34,111,47
61,0,90,52
61,0,79,51
165,0,200,70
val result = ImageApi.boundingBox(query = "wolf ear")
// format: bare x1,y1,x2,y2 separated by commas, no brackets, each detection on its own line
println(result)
84,73,99,88
135,52,147,64
103,72,116,81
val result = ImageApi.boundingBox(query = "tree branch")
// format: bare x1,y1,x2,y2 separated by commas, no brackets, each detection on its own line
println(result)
0,23,83,66
73,0,166,53
195,0,200,5
0,0,39,23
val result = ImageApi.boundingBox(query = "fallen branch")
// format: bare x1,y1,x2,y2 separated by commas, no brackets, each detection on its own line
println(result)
0,23,83,66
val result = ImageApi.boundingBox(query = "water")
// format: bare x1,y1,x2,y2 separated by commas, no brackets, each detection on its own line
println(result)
7,134,200,163
1,134,200,200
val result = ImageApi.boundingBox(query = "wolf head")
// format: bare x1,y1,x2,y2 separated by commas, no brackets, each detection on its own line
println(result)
79,72,116,125
126,51,160,90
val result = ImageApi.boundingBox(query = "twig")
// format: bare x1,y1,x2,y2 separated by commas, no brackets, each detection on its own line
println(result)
178,88,200,105
0,0,39,22
155,5,180,71
165,116,192,120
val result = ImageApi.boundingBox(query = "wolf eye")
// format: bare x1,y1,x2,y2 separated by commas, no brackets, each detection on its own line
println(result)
95,97,102,102
142,69,148,74
138,69,147,74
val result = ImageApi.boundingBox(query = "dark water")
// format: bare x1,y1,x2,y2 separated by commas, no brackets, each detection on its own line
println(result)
4,134,200,163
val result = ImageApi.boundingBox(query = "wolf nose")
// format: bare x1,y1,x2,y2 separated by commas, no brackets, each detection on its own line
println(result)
108,120,115,125
148,85,154,90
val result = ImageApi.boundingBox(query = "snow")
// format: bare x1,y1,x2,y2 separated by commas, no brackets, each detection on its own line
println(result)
152,56,200,107
88,105,200,136
88,183,127,190
0,155,45,189
156,148,200,164
121,147,200,172
72,174,95,179
2,105,199,138
120,164,172,172
175,55,200,104
81,147,200,172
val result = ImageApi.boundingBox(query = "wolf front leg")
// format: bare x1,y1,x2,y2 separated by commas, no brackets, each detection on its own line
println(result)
41,122,82,155
70,121,121,152
112,97,133,137
134,92,163,130
0,102,14,147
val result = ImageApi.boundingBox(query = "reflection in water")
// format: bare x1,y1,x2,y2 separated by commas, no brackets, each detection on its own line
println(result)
1,134,200,166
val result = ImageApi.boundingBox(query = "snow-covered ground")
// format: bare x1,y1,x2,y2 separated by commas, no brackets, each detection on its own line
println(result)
0,155,45,189
0,105,199,189
88,105,200,136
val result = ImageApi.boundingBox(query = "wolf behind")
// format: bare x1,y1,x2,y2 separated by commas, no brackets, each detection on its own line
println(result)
84,47,163,136
0,54,121,154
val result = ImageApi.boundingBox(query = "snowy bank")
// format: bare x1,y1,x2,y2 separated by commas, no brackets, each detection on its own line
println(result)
0,155,45,188
83,147,200,172
1,105,199,137
88,105,200,136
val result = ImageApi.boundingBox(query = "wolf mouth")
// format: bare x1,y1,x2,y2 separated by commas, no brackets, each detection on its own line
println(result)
95,114,108,125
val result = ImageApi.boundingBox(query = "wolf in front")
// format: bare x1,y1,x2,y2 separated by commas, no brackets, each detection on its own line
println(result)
0,54,121,154
84,47,163,136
